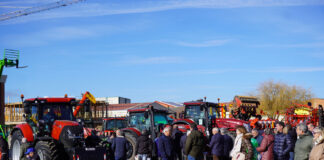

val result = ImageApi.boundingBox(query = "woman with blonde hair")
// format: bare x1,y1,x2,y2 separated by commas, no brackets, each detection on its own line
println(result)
309,127,324,160
230,125,253,160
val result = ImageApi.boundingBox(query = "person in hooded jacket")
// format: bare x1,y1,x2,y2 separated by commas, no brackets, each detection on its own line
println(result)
135,130,153,160
184,123,205,160
230,125,253,160
256,128,274,160
309,127,324,160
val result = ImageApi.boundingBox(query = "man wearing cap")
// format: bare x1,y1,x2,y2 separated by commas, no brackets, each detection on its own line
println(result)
23,147,38,160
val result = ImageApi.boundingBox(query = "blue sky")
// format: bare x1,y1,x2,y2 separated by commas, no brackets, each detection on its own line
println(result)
0,0,324,103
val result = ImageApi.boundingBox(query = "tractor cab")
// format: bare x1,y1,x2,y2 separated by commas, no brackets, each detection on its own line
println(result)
102,117,127,133
174,99,251,137
128,106,172,133
123,104,174,159
23,98,76,135
183,100,221,126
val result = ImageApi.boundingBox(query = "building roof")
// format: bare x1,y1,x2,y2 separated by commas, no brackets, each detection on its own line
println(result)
107,103,151,111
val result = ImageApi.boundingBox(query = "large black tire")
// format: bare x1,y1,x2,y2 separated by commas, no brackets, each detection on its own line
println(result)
10,130,23,160
124,132,137,160
35,141,64,160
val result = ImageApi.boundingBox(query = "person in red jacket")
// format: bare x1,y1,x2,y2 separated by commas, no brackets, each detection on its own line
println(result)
256,128,274,160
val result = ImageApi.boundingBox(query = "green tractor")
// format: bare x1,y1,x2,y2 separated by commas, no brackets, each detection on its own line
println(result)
0,49,26,77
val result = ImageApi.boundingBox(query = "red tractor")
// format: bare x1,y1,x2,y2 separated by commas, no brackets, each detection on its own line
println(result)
10,96,107,160
173,99,251,137
102,117,127,135
122,104,174,159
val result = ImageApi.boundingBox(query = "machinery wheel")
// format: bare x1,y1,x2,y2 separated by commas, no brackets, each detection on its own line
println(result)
35,141,64,160
124,132,137,160
10,130,23,160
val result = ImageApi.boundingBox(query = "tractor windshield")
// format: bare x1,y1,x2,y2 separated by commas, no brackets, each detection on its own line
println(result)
41,104,74,122
185,105,205,125
185,105,220,125
153,112,169,126
129,112,151,131
106,119,127,130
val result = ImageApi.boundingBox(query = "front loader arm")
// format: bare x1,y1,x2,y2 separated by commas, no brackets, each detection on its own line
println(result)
73,91,96,117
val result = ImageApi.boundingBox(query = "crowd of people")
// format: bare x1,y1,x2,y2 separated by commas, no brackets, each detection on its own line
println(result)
116,122,324,160
1,122,324,160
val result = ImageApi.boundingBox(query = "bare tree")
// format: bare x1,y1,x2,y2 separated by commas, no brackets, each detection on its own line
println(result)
257,80,313,116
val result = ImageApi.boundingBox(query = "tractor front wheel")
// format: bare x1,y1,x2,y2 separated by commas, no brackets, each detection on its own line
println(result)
124,132,137,160
10,130,23,160
35,141,63,160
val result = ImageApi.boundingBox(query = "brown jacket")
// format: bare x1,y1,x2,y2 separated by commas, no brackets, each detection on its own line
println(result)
256,134,274,160
309,139,324,160
241,134,253,160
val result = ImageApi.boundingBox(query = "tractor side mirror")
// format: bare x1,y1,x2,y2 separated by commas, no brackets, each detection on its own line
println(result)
24,106,30,114
144,112,149,119
77,118,85,126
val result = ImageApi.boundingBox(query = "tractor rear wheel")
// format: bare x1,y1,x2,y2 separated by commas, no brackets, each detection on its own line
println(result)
124,132,137,160
35,141,64,160
10,130,23,160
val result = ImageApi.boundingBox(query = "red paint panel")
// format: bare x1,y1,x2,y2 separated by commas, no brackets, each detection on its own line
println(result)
16,123,34,142
174,119,195,124
184,102,203,105
122,128,141,136
51,120,79,140
127,108,147,112
25,98,75,103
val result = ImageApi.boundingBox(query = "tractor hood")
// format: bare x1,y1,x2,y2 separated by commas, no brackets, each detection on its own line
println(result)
51,120,80,140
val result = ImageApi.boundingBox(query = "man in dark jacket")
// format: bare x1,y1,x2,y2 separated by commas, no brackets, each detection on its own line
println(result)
158,127,175,160
172,125,183,160
294,124,313,160
180,131,190,160
184,123,205,160
135,130,153,160
274,122,293,160
112,130,129,160
0,134,8,160
208,128,223,160
220,128,233,160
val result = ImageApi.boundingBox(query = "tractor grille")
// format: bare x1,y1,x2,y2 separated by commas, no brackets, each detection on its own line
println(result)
59,125,84,148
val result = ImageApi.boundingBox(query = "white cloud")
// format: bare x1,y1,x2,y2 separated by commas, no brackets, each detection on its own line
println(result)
0,24,123,47
121,56,185,65
177,39,231,47
2,0,324,24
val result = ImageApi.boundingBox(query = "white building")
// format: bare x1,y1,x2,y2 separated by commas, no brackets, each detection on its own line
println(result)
96,97,131,104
